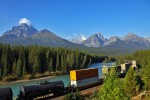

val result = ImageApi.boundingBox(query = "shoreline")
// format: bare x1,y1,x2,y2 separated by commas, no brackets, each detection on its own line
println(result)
0,75,64,85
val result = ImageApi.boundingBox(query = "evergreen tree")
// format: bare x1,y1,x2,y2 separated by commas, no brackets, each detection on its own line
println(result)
61,55,66,72
81,55,87,68
32,57,41,74
0,68,2,78
96,68,129,100
16,57,22,77
16,47,25,77
142,64,150,90
56,53,60,71
48,58,53,72
3,52,9,76
12,59,17,74
22,57,27,76
124,67,139,97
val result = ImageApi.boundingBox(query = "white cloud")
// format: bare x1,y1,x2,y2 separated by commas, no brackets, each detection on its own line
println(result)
80,35,87,40
66,33,87,41
19,18,31,26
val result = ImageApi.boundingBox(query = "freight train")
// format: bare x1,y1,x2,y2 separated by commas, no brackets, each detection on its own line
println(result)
0,80,102,100
0,68,104,100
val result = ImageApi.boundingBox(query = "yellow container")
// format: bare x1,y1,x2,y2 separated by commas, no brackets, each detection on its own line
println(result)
70,68,98,81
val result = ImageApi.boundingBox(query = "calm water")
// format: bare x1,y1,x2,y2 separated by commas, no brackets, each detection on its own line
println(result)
0,62,115,99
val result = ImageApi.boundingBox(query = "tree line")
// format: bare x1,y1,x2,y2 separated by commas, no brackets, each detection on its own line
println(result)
0,44,106,80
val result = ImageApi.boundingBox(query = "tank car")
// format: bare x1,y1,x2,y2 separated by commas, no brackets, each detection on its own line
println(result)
0,87,13,100
18,80,65,100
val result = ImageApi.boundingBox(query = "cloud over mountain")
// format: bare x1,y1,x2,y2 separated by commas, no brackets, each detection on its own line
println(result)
19,18,31,26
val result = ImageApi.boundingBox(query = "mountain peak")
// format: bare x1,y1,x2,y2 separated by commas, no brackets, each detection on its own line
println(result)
124,33,139,38
2,24,38,39
40,29,50,33
95,32,104,38
81,33,107,47
123,33,140,40
32,29,56,39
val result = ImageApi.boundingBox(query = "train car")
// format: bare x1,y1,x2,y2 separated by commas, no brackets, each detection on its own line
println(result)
18,80,65,100
70,68,99,89
121,63,131,73
0,87,13,100
70,68,98,81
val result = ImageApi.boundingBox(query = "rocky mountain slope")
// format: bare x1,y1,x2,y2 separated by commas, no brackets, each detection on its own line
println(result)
81,33,107,47
2,23,38,39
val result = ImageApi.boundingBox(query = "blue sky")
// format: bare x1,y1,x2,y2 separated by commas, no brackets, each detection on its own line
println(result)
0,0,150,39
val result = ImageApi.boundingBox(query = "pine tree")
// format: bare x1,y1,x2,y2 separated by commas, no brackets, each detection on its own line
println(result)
96,68,129,100
48,58,53,72
22,57,27,76
142,64,150,90
81,55,87,68
0,68,2,78
56,53,60,71
32,57,41,74
124,67,139,97
3,52,9,76
16,47,25,77
61,55,66,72
12,59,17,74
16,57,22,77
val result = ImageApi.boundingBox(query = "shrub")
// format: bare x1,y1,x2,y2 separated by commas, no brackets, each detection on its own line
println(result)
23,74,33,80
64,89,82,100
3,75,18,82
34,73,43,78
43,71,50,77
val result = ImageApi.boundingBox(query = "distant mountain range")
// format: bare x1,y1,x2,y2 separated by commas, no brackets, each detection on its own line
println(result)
0,23,150,55
71,33,150,49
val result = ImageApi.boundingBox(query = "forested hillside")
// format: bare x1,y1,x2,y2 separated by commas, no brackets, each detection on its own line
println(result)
0,44,106,81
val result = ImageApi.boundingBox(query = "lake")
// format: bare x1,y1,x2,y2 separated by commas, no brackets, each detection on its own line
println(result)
0,62,115,99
